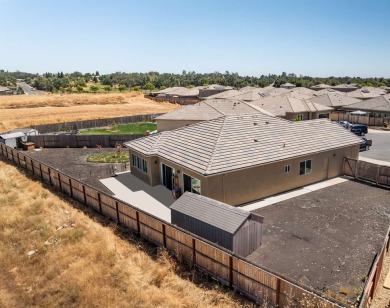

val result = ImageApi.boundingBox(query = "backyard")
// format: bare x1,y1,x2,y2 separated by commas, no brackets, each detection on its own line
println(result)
80,122,157,135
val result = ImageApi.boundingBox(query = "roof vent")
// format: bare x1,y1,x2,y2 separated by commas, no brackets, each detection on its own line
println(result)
265,121,269,124
282,142,285,148
254,122,258,125
254,139,258,142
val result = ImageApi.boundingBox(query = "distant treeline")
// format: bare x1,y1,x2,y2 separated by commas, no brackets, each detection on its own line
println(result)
1,69,389,92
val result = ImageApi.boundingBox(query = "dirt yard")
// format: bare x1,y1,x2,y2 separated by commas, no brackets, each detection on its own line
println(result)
0,92,180,131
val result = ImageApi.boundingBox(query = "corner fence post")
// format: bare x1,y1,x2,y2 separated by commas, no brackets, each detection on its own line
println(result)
276,277,281,307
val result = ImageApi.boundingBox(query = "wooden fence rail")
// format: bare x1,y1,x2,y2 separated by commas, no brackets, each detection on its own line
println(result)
331,113,390,126
344,157,390,187
0,142,346,307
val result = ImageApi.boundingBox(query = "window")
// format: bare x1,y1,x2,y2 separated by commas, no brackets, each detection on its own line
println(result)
183,173,201,195
299,160,312,175
295,114,303,121
284,165,290,173
131,154,147,173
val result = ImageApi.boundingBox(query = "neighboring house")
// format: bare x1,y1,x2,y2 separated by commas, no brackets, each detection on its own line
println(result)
198,84,234,99
151,87,200,99
342,94,390,118
202,89,242,99
346,87,387,100
0,132,26,148
124,114,360,206
154,99,273,131
250,95,333,120
280,83,296,89
8,128,39,136
308,93,362,110
330,84,360,92
311,88,343,96
171,192,264,257
0,86,13,95
310,84,333,91
228,89,270,101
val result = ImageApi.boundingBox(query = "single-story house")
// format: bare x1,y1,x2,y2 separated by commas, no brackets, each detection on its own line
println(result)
154,99,273,131
202,89,242,100
346,87,387,100
310,84,333,91
198,84,234,99
342,94,390,118
250,95,334,120
280,83,296,89
0,86,13,95
308,93,362,110
124,114,361,206
171,192,264,257
330,84,360,93
0,132,27,148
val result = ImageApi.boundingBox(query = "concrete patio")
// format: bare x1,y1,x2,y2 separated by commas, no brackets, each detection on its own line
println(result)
100,172,175,222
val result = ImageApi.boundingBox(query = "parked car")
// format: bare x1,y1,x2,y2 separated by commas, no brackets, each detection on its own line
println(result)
359,137,372,151
350,124,368,136
336,120,351,129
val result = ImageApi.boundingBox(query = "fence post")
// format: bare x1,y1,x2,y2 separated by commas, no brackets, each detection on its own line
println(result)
97,193,102,213
24,156,27,170
58,172,63,191
39,163,43,180
0,144,3,156
276,278,281,307
82,185,87,204
31,160,35,175
115,201,120,222
11,150,15,163
136,211,141,235
69,178,73,197
48,168,52,186
229,255,233,288
354,159,359,179
162,224,166,248
192,238,196,264
376,164,380,185
17,152,21,165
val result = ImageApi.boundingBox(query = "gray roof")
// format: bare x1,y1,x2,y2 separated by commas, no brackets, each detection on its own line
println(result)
342,94,390,113
155,99,274,121
204,89,242,99
332,84,359,90
310,84,332,90
250,96,333,117
125,114,361,175
229,89,270,101
280,83,296,87
171,192,250,234
309,93,362,108
0,132,25,139
346,87,387,99
0,86,11,92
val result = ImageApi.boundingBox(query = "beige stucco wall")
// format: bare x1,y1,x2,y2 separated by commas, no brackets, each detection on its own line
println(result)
157,119,202,131
129,144,359,206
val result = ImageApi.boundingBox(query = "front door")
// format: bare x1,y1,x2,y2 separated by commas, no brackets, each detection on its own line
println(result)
161,163,174,190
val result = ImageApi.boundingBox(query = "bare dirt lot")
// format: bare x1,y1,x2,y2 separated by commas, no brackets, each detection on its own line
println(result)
0,92,180,131
249,180,390,305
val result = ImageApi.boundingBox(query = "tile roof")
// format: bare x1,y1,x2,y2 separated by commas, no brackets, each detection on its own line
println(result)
250,96,333,117
155,99,274,121
171,192,250,234
228,89,270,101
343,94,390,112
0,86,11,92
204,89,242,99
332,84,359,90
125,114,361,175
346,87,387,99
310,84,332,90
308,93,362,108
0,132,25,139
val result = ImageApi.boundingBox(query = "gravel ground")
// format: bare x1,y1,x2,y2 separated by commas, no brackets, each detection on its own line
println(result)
25,148,129,194
248,180,390,305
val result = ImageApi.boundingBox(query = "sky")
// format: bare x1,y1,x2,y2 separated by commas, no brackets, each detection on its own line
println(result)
0,0,389,77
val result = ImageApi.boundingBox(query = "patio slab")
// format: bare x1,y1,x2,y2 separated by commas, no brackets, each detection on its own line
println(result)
100,172,174,222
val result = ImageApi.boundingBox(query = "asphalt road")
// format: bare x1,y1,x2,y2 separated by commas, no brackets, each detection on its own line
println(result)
359,129,390,162
16,82,45,95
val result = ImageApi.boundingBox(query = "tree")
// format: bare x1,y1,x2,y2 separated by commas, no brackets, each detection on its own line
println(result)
143,82,155,91
118,84,127,92
104,85,112,92
76,85,84,93
89,85,99,93
95,71,100,76
66,87,73,94
133,86,140,91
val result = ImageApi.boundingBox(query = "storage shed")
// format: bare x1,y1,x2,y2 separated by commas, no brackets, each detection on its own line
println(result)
0,132,26,148
171,192,264,257
8,128,39,136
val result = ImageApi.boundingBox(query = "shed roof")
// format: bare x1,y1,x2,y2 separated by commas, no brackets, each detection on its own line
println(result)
155,99,273,121
171,192,250,234
342,94,390,112
8,128,37,134
0,132,25,139
125,114,361,175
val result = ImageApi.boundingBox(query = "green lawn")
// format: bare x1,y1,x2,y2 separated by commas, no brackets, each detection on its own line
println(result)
86,152,130,163
80,122,157,135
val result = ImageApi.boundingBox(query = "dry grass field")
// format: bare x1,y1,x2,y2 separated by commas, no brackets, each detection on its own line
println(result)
0,92,180,131
0,160,249,307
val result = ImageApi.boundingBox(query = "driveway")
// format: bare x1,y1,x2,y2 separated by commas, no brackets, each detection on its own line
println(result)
359,129,390,164
100,172,174,222
16,82,45,95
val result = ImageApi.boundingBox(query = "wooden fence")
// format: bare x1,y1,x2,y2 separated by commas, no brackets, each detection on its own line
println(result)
26,113,163,134
331,113,390,126
145,95,200,105
344,157,390,187
27,134,144,148
0,143,346,307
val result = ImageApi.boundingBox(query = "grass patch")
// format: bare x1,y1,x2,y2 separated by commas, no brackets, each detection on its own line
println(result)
80,122,157,135
86,152,130,163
